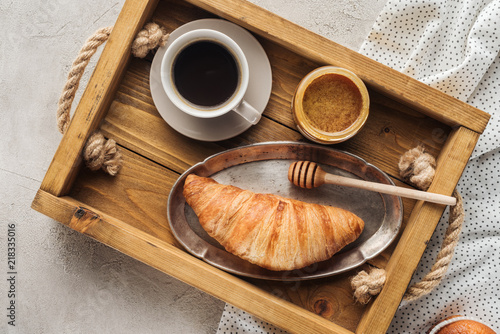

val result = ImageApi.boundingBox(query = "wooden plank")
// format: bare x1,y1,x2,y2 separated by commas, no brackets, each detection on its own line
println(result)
40,0,160,197
356,126,480,334
101,100,225,172
336,90,450,178
101,99,304,173
69,146,181,245
31,189,355,334
183,0,490,133
248,270,369,332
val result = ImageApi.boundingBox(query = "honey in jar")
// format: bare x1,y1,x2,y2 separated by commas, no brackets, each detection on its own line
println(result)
292,66,369,144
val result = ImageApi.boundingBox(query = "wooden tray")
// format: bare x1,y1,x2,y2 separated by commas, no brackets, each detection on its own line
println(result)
32,0,490,333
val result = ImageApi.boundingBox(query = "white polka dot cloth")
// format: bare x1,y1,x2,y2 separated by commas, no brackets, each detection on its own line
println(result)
217,0,500,332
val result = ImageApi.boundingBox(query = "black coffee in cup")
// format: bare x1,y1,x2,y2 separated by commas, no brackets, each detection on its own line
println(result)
173,40,240,108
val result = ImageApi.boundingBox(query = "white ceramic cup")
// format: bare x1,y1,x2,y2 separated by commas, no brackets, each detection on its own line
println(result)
161,29,261,125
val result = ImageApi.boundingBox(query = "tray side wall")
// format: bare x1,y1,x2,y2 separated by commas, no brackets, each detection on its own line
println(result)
40,0,159,197
356,126,479,333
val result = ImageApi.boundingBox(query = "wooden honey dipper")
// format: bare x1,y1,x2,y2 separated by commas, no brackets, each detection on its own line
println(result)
288,161,456,206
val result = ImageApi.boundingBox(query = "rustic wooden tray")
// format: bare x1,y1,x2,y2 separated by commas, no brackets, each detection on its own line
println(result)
32,0,490,333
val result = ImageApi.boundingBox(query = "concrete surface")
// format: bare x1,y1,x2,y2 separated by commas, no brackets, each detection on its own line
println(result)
0,0,386,333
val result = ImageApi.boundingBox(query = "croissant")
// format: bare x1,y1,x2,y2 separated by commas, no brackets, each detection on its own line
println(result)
183,174,364,271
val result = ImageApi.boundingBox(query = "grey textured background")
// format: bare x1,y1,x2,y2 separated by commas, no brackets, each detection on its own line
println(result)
0,0,386,333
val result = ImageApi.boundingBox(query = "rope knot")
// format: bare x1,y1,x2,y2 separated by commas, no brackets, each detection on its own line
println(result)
83,132,123,176
131,22,170,58
351,268,386,304
398,145,436,190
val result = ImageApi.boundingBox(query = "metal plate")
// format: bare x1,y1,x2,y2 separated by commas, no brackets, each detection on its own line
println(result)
167,142,402,281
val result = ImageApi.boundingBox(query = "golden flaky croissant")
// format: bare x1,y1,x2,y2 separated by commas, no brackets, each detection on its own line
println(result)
183,174,364,271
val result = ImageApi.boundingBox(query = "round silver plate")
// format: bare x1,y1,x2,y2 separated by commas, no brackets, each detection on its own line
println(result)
167,142,402,281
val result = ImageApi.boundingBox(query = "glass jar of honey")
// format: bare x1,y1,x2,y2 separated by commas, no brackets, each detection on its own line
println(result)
292,66,369,144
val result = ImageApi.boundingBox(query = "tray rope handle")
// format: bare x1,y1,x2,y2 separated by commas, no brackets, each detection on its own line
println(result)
351,145,465,304
56,22,170,175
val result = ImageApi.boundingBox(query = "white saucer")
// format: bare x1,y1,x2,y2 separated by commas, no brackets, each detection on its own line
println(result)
150,19,272,142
